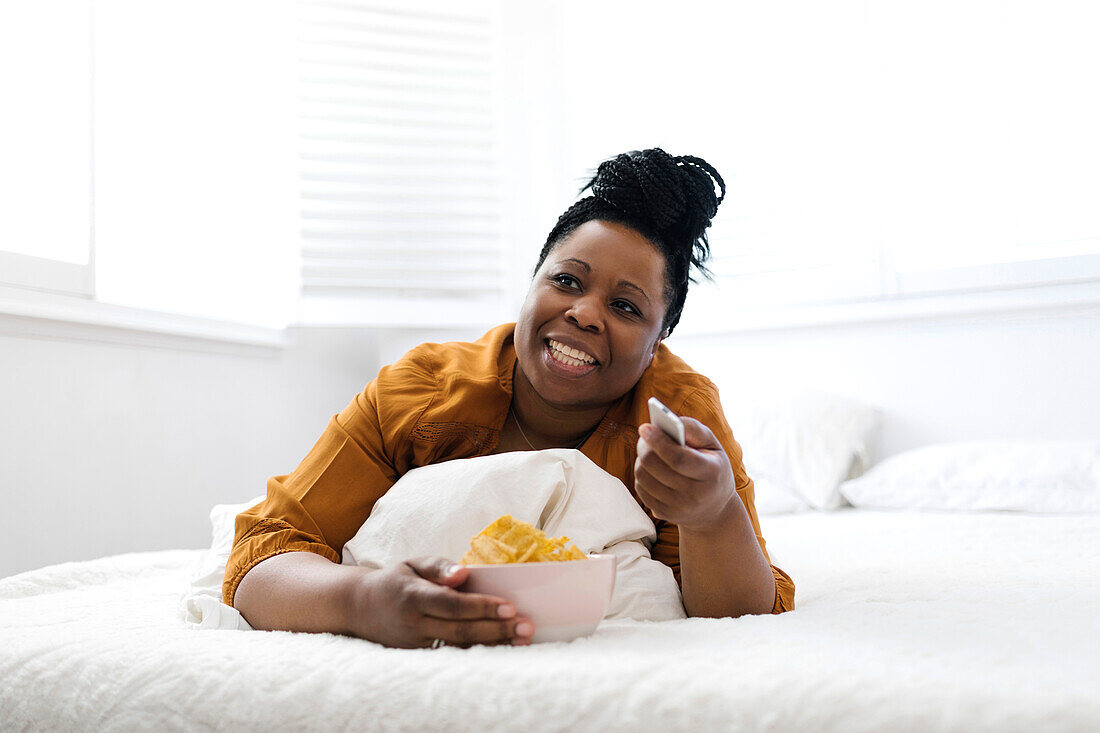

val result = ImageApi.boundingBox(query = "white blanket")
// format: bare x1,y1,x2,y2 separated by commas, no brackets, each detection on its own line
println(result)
2,510,1098,731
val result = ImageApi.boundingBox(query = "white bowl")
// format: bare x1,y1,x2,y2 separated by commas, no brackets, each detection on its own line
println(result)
461,554,616,643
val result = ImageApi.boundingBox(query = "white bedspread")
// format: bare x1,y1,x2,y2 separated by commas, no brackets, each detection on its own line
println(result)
2,510,1098,732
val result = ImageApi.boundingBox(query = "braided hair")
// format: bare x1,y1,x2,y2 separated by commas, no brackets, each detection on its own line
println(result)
533,148,725,336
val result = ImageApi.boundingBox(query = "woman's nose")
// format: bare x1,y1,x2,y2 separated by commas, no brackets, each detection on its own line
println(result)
565,297,604,332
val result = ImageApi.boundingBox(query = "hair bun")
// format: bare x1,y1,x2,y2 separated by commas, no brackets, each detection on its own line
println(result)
585,148,726,242
538,147,727,336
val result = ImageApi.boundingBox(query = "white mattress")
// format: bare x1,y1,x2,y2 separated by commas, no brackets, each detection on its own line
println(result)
2,510,1097,732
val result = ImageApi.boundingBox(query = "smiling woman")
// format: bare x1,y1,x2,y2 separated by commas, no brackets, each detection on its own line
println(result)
509,221,668,434
225,148,794,649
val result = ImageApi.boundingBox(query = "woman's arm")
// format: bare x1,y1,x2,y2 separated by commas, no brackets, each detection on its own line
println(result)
676,489,777,617
233,552,361,634
234,551,534,647
634,419,777,617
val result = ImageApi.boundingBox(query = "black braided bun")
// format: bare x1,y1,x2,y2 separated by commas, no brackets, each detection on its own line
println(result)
534,148,725,336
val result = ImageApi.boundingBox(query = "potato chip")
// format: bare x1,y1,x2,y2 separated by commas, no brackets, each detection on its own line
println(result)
461,515,586,564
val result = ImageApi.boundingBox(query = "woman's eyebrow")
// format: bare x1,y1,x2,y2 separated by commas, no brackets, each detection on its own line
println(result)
558,257,591,272
618,280,651,304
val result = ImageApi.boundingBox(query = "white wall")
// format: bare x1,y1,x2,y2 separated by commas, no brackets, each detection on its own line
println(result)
670,306,1100,463
0,325,379,579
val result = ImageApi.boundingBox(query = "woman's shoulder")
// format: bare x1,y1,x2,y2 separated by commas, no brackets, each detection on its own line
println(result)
382,324,513,379
368,324,515,436
354,325,514,456
646,344,721,408
615,343,725,432
388,323,515,388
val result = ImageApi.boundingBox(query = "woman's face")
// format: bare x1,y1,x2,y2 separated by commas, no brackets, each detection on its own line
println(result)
514,220,669,410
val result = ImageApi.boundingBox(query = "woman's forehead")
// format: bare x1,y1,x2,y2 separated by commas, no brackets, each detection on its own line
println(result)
546,221,666,282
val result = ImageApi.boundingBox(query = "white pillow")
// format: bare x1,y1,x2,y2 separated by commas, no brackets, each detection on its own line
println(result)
734,391,881,510
751,475,811,515
342,449,686,622
839,440,1100,513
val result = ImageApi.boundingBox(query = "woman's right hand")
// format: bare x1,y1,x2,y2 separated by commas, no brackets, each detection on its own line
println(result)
346,556,535,649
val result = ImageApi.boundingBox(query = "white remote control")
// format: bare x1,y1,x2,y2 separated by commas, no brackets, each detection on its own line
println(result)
647,397,686,446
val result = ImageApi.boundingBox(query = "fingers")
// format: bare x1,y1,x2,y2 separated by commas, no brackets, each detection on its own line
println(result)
400,557,535,646
633,468,678,521
402,557,517,617
405,556,467,588
680,417,721,450
410,580,516,623
638,426,706,487
636,441,690,490
642,416,718,451
634,460,676,499
639,424,691,477
420,615,535,648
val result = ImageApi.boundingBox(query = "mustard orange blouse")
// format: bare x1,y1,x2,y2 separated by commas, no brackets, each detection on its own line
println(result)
223,324,795,613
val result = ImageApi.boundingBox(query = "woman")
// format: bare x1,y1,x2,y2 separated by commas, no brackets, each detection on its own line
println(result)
226,148,795,648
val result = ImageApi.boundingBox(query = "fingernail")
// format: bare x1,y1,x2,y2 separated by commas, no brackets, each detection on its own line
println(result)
515,621,534,637
497,604,515,619
445,564,461,577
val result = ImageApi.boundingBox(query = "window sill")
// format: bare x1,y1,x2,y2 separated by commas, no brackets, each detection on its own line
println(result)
295,292,509,328
675,279,1100,336
0,284,290,355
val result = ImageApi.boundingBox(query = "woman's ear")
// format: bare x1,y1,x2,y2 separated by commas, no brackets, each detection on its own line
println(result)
650,332,665,361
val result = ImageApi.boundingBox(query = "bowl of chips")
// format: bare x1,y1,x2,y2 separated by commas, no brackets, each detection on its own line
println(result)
460,515,616,643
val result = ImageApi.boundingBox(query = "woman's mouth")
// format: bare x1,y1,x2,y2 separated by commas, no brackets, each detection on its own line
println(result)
544,338,599,376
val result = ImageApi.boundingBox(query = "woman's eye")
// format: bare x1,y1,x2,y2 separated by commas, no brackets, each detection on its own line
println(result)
553,274,579,289
613,300,640,316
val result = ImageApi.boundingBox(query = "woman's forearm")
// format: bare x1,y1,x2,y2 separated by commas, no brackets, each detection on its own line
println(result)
233,551,363,634
678,497,776,618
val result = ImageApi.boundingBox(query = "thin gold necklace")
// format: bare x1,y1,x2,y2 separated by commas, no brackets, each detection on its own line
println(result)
509,406,597,451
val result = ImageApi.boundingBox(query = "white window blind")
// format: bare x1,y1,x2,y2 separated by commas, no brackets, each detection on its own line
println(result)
295,0,508,327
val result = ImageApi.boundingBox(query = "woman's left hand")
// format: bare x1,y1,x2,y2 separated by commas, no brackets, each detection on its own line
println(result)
634,418,738,533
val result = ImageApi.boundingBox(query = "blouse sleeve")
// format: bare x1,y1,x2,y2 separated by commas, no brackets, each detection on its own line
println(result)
669,386,796,614
221,353,436,607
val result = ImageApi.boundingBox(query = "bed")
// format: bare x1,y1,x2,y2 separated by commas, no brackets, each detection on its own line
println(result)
2,506,1097,732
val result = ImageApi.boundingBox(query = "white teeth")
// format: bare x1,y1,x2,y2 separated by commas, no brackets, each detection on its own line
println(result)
548,339,595,365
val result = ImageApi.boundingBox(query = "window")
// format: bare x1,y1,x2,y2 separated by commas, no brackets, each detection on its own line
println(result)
295,0,511,327
0,1,94,298
1,1,300,337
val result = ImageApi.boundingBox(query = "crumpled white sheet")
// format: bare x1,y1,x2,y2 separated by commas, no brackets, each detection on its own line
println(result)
3,510,1098,732
180,449,685,630
179,496,262,630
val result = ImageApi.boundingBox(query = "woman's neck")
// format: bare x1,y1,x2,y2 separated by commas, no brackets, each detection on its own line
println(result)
510,363,609,449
